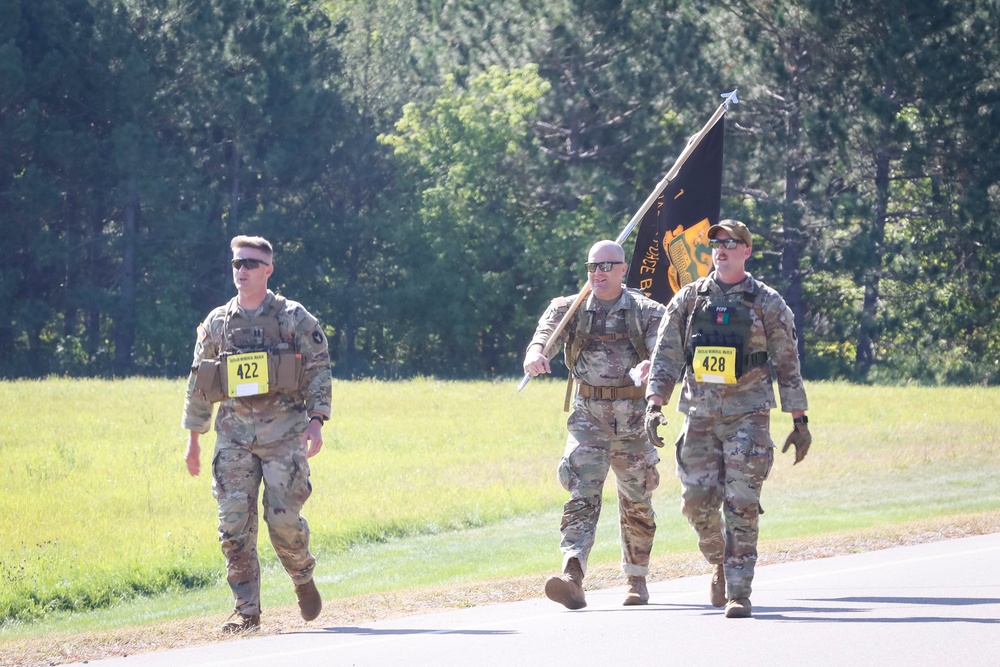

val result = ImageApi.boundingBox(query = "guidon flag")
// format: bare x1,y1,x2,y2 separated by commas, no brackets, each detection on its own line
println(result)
626,116,725,305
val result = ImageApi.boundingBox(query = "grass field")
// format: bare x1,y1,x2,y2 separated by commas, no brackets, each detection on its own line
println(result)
1,378,998,643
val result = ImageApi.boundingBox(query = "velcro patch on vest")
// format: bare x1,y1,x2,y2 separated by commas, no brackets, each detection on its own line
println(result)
711,306,735,325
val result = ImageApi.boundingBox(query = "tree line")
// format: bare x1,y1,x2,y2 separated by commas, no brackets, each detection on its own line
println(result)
2,0,998,384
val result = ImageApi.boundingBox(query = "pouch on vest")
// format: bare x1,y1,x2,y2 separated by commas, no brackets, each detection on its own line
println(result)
194,359,225,403
270,351,302,391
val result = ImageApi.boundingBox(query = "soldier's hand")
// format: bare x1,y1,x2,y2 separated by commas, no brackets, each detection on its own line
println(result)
522,348,551,378
303,419,324,458
185,434,201,477
644,403,668,448
629,360,651,386
781,423,812,464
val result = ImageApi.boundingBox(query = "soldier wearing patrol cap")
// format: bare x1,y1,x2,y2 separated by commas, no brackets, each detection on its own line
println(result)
523,240,665,610
182,235,332,633
644,220,811,619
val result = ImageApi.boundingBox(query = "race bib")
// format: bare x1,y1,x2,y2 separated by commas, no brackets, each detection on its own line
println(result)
692,346,737,384
226,351,270,397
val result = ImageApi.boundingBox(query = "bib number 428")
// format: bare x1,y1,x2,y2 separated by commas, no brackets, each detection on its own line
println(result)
691,346,737,384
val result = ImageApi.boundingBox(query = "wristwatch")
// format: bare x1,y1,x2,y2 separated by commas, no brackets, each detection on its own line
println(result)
793,415,808,425
309,415,325,426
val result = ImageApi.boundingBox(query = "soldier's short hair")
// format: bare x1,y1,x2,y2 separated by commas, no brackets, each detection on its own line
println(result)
231,235,274,260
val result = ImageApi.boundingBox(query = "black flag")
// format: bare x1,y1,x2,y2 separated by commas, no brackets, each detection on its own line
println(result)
626,116,725,305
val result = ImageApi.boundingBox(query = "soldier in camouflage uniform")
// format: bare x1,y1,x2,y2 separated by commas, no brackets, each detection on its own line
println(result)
644,220,811,619
182,235,332,633
523,240,665,610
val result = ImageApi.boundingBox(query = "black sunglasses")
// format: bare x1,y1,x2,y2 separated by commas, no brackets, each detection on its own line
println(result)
231,258,270,270
586,261,625,273
708,238,745,249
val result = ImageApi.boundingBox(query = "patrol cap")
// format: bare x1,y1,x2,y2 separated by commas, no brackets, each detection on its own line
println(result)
708,219,752,248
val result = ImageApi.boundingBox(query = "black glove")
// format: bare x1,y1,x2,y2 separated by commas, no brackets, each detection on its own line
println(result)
781,423,812,464
644,403,667,448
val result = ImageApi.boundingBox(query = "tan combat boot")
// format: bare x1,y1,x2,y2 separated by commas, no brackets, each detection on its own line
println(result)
221,611,260,633
544,557,587,609
725,597,752,618
710,564,726,608
295,579,323,621
623,575,649,606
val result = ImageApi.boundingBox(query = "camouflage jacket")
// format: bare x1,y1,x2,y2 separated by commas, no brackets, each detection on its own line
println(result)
647,272,808,417
529,287,664,387
181,290,332,443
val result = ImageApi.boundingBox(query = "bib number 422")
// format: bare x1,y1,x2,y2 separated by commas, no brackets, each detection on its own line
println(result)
226,351,270,397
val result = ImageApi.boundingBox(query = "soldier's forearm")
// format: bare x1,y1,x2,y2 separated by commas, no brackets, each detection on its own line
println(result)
645,377,677,403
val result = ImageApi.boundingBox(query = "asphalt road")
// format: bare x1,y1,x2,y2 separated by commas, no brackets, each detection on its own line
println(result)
67,533,1000,667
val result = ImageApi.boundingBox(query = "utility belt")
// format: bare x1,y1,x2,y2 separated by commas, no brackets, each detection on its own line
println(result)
575,381,646,400
194,350,303,403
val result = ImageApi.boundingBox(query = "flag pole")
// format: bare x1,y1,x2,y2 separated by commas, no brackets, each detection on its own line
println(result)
517,89,738,393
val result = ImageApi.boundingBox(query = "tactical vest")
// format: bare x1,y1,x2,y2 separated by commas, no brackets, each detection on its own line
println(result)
565,289,650,371
194,295,303,403
685,279,768,384
560,289,650,409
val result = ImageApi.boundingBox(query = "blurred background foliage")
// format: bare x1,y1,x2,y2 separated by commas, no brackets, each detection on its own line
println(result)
1,0,997,384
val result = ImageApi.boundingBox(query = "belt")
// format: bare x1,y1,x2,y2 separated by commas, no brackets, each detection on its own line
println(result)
576,382,645,400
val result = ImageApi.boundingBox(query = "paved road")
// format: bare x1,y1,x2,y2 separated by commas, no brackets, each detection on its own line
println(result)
69,533,1000,666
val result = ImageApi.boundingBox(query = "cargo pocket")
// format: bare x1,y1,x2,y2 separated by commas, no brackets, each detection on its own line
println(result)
556,457,576,493
673,429,687,474
644,448,661,494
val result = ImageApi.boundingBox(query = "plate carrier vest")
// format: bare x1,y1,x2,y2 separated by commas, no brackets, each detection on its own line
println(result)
194,294,303,403
685,278,768,381
560,289,650,410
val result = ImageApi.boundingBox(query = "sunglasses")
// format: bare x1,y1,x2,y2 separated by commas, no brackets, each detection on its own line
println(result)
708,238,746,249
231,258,270,270
586,261,625,273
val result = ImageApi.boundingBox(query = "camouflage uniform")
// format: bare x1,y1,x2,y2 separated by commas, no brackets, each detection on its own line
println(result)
647,272,807,600
529,287,664,577
182,290,332,617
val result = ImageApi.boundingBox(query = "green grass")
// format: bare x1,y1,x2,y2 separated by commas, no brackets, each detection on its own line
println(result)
1,378,998,640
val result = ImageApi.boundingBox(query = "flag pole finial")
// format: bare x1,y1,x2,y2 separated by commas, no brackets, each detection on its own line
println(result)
721,89,739,108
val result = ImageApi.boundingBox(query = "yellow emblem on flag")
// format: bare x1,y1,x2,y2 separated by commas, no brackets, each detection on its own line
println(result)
665,219,713,295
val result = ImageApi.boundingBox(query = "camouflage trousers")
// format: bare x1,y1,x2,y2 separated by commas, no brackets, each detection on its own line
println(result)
557,397,660,577
212,436,315,616
675,410,774,599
